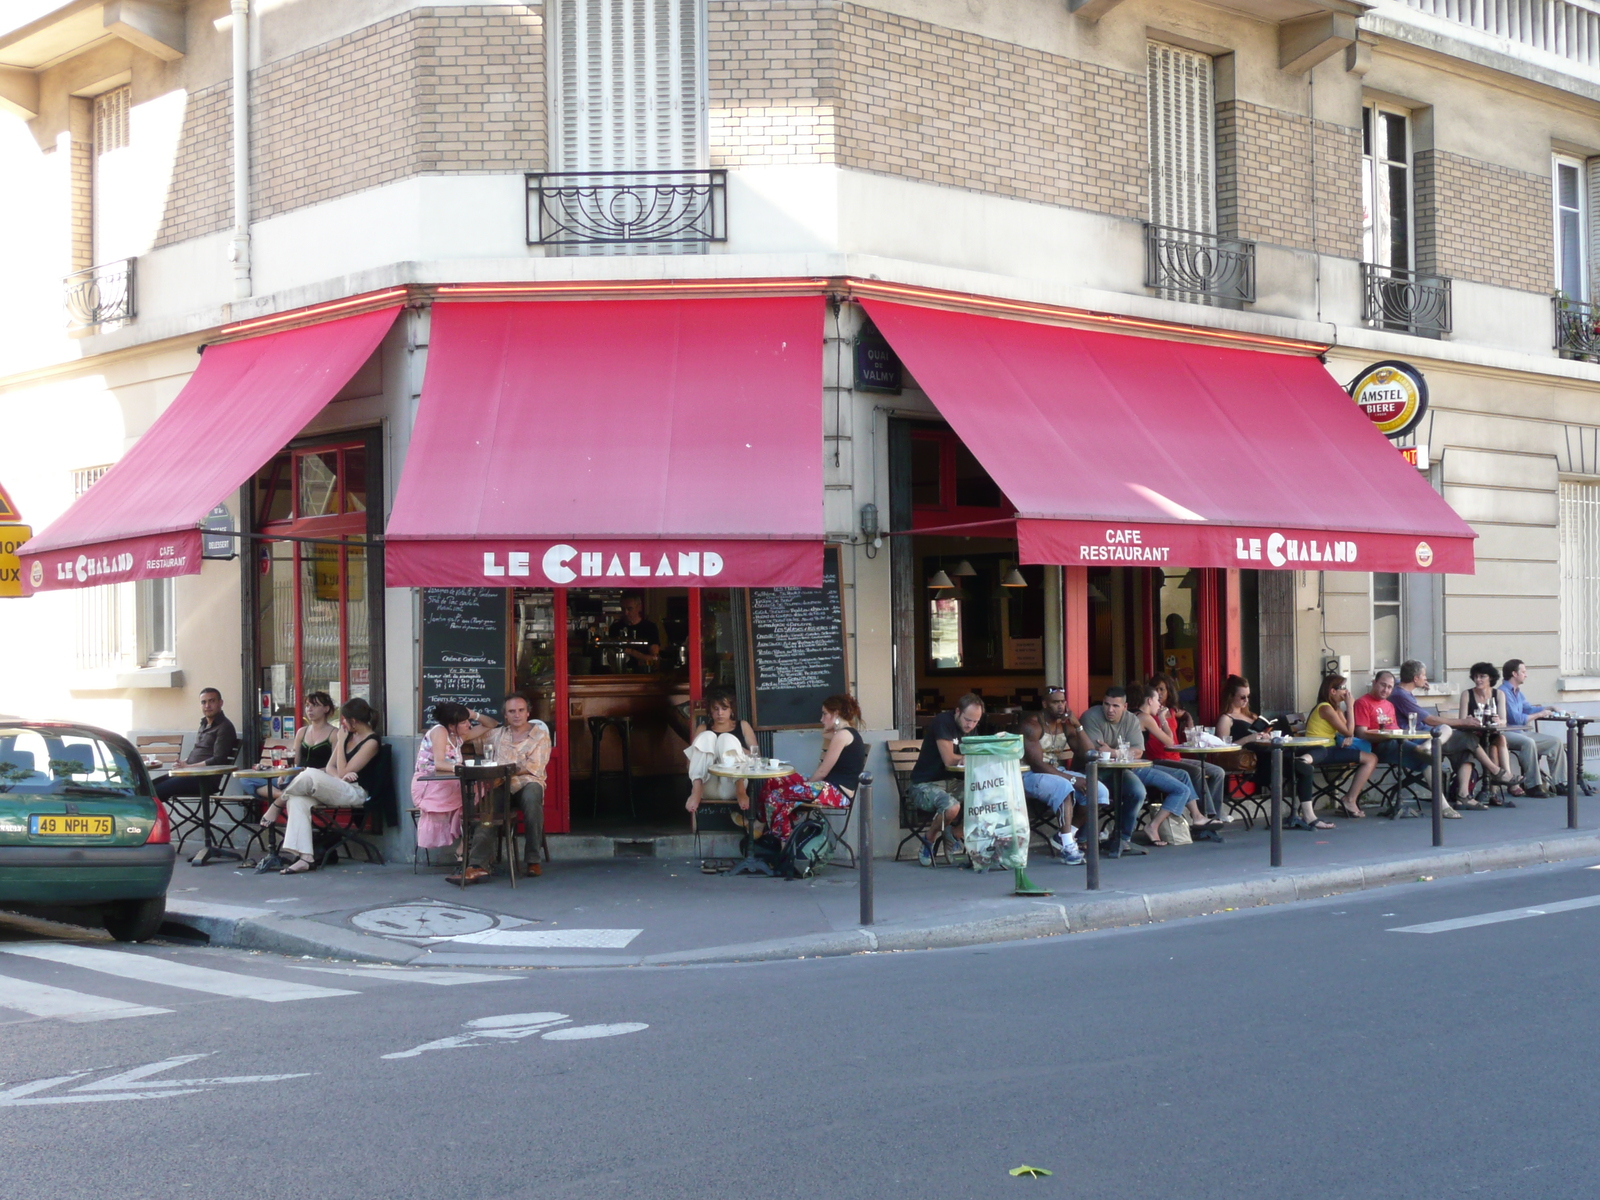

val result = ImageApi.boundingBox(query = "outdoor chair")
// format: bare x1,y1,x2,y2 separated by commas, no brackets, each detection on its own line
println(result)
888,739,936,861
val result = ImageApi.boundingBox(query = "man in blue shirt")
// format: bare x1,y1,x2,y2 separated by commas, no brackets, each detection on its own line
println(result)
1499,659,1567,796
1392,661,1506,811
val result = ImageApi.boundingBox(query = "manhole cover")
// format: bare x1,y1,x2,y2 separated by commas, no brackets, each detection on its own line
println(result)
351,904,495,938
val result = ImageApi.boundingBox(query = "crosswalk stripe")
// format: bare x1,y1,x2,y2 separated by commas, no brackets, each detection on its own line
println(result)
0,974,172,1023
287,965,509,986
0,944,356,1002
1388,892,1600,933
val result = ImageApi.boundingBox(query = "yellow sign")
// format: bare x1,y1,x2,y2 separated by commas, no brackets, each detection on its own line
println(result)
0,524,32,598
0,480,20,522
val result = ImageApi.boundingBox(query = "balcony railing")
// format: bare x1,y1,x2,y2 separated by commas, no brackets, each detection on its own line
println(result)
64,259,136,329
527,170,727,246
1555,296,1600,361
1361,262,1452,338
1400,0,1600,72
1143,225,1256,306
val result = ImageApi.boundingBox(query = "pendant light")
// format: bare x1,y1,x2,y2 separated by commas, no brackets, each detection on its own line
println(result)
1001,568,1028,588
927,568,955,589
951,559,977,577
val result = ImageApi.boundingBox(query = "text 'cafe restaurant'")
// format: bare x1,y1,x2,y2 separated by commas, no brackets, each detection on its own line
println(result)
18,280,1475,850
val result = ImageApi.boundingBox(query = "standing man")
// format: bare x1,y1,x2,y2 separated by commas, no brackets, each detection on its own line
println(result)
908,693,983,867
154,688,238,803
1018,687,1109,866
1499,659,1568,797
1389,661,1505,812
609,592,662,670
1079,686,1194,857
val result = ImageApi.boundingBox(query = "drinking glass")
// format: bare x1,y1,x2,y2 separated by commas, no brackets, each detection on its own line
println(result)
1407,713,1417,733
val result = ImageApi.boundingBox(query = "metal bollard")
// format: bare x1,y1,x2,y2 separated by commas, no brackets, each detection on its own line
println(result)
857,771,873,927
1269,745,1283,868
1430,726,1444,847
1568,717,1580,831
1085,759,1101,892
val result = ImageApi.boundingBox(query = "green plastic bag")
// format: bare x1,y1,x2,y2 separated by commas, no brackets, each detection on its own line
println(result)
961,733,1028,872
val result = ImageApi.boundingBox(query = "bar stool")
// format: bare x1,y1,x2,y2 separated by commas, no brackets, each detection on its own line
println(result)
587,715,636,820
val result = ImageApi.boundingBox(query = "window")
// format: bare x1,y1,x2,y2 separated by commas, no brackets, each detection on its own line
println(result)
1555,155,1588,300
92,86,134,265
550,0,704,172
1372,572,1402,670
1147,43,1215,235
1362,104,1411,271
1560,479,1600,675
909,429,1007,521
70,465,173,672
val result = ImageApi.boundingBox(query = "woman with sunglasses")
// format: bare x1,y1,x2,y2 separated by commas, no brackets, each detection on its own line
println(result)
1216,674,1331,831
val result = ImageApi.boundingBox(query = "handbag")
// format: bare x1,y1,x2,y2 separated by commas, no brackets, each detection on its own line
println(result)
1163,813,1193,846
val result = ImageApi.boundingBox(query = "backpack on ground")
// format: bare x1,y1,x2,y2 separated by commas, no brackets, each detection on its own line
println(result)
778,815,833,879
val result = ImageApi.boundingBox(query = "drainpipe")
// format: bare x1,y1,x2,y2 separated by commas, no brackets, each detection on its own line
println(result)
228,0,251,298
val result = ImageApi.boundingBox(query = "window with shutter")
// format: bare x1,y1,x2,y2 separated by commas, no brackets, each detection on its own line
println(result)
1554,155,1588,301
1561,479,1600,675
1147,43,1214,236
92,86,135,266
1362,103,1411,271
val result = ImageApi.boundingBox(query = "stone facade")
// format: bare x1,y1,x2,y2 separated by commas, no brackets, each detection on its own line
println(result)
708,0,837,166
69,139,93,271
1215,99,1362,259
156,5,544,247
1414,148,1552,293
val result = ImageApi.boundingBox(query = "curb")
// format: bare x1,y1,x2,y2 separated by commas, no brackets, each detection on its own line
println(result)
168,832,1600,968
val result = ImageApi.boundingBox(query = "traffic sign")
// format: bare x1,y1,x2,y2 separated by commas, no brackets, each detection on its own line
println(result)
0,480,20,522
0,524,33,598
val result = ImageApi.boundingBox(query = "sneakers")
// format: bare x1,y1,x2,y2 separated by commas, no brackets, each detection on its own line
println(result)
918,837,936,868
1051,831,1085,865
942,832,966,859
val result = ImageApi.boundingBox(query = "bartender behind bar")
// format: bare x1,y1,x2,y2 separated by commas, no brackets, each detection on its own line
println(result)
610,591,662,671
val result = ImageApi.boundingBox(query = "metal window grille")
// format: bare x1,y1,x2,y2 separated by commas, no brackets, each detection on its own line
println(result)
93,87,129,156
1560,480,1600,675
1399,0,1600,71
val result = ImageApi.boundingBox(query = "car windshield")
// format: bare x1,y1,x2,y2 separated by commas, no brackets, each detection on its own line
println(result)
0,728,141,796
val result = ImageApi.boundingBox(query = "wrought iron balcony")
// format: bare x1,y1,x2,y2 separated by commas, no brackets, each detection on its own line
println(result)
1361,262,1452,338
1143,225,1255,306
64,259,136,329
527,170,727,247
1554,296,1600,361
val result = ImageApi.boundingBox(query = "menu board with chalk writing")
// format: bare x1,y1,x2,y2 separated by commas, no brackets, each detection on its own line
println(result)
746,546,848,729
420,588,509,725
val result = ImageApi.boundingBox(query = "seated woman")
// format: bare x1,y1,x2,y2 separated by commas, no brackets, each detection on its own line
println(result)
757,694,866,840
1305,674,1379,818
1144,672,1226,821
1130,684,1211,846
684,688,759,815
243,692,336,806
410,702,499,882
1460,662,1517,798
262,698,382,874
1215,674,1332,832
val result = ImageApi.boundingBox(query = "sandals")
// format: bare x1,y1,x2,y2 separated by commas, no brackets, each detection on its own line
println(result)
1456,797,1486,810
256,805,282,830
279,857,312,874
1339,803,1366,819
1287,816,1334,831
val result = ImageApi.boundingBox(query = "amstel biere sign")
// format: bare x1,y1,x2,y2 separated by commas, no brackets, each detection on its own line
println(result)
1346,360,1428,439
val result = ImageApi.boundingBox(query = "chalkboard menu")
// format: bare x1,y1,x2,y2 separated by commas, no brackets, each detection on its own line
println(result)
747,546,847,729
420,589,508,724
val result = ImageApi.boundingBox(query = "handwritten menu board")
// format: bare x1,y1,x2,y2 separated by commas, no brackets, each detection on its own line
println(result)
420,589,508,724
747,546,847,729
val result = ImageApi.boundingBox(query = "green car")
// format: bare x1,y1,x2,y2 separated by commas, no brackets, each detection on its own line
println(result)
0,721,176,941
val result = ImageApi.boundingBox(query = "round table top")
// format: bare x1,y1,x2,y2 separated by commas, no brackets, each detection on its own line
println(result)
415,772,462,782
1364,729,1432,740
1172,744,1240,754
950,763,1031,773
163,764,236,777
233,767,305,781
709,763,794,780
1087,758,1152,769
1258,737,1332,748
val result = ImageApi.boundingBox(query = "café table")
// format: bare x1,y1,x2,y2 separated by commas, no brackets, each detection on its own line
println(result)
1533,715,1595,817
232,766,304,857
1172,742,1242,827
1250,736,1330,868
1362,730,1433,819
417,762,518,889
708,760,795,877
157,764,241,866
1081,757,1150,892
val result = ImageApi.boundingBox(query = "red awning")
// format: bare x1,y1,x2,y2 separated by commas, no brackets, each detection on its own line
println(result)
863,301,1476,574
21,307,400,592
385,297,825,588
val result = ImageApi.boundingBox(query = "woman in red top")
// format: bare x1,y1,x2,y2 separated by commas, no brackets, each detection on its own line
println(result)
1134,686,1221,837
1143,673,1226,820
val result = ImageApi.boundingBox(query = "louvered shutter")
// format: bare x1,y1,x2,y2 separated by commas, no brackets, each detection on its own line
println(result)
1147,43,1214,235
1587,156,1600,301
92,86,135,264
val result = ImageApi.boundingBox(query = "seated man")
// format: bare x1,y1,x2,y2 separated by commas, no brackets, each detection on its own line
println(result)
1499,658,1569,797
1079,686,1195,857
153,688,238,803
1018,687,1110,866
1390,660,1508,812
1353,672,1429,769
907,693,984,867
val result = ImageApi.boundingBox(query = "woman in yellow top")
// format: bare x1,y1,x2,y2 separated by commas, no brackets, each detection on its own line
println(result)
1305,674,1379,818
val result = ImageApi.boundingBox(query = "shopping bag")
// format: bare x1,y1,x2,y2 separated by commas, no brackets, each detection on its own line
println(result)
961,733,1028,872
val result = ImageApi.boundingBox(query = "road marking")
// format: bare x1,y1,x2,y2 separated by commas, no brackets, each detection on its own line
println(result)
0,974,173,1023
1388,892,1600,933
442,929,642,949
542,1023,650,1041
382,1011,648,1059
0,944,356,1002
0,1054,313,1108
287,965,509,986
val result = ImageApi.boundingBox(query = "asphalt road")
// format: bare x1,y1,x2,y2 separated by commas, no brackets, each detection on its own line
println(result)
4,860,1600,1200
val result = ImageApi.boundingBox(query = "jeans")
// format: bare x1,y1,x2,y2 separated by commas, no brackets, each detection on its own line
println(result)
1113,766,1196,840
1022,770,1110,814
468,781,546,868
1504,730,1566,786
1157,757,1226,816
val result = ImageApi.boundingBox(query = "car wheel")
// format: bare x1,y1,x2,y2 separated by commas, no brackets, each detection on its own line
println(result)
104,897,166,943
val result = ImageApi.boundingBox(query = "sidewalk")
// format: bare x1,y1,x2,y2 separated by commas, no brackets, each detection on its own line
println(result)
163,796,1600,968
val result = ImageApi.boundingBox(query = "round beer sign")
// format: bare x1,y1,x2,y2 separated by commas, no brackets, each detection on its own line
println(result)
1347,360,1428,439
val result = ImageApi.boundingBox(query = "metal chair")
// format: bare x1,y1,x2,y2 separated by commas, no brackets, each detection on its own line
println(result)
888,739,935,860
587,715,635,820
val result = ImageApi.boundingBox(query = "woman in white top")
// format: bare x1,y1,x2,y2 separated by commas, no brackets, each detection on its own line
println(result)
684,688,759,815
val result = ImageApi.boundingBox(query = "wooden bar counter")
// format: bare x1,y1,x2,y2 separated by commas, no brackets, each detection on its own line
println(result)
564,674,692,781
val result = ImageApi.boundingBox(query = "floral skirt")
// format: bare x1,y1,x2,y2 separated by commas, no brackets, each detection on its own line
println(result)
757,773,850,840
